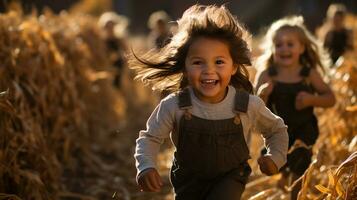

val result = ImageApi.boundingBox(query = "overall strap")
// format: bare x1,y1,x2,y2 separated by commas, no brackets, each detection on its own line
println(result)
178,88,192,120
233,89,249,125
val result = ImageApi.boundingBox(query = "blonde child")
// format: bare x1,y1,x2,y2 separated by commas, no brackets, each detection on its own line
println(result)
131,5,289,200
255,16,336,199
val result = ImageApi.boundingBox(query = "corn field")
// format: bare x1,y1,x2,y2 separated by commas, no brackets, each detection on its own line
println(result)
0,5,356,200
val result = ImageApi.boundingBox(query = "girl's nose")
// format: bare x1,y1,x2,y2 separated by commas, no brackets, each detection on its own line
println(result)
203,63,215,74
281,44,290,51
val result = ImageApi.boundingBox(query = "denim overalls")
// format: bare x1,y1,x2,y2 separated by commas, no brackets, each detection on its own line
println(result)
170,88,252,200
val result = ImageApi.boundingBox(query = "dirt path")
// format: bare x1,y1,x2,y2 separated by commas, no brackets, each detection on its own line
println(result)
109,69,174,200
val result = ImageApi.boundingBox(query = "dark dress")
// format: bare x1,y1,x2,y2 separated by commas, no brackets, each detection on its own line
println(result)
267,66,318,176
170,89,252,200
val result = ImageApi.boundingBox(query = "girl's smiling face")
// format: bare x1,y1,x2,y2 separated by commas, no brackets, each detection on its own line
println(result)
273,29,305,68
184,37,237,103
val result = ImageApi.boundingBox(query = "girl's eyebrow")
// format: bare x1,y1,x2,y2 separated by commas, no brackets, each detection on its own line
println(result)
187,56,202,59
216,55,228,59
187,55,229,60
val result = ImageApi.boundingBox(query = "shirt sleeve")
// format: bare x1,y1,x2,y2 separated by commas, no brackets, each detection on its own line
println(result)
253,96,289,169
134,96,176,175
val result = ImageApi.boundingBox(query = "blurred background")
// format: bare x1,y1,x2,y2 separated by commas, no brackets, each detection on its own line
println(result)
0,0,356,200
1,0,356,34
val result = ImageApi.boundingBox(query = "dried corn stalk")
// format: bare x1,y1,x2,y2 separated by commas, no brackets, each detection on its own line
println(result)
0,5,123,200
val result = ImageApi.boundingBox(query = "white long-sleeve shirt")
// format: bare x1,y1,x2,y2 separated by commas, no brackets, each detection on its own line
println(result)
135,85,288,175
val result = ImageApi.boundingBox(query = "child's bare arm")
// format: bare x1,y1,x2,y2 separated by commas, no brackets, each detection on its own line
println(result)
347,29,354,50
255,70,273,103
296,69,335,110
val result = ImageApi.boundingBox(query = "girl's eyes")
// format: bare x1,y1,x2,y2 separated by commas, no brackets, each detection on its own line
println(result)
191,60,225,65
216,60,225,65
192,60,202,65
275,42,296,48
275,43,282,48
287,42,295,47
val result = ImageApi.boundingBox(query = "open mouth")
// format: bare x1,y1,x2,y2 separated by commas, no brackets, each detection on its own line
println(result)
280,55,292,59
200,79,219,85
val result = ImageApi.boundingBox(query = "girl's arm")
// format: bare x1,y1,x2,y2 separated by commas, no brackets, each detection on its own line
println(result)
346,29,354,50
297,69,335,108
251,96,289,169
255,69,273,103
252,96,289,170
134,97,175,177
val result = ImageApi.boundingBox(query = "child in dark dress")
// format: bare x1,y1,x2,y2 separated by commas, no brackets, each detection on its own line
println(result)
255,16,336,200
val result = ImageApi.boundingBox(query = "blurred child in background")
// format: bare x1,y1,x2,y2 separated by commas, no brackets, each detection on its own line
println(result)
255,16,336,200
131,4,288,200
147,10,172,49
98,11,129,88
323,4,354,64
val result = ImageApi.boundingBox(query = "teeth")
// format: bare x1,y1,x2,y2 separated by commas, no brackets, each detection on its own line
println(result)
201,80,216,84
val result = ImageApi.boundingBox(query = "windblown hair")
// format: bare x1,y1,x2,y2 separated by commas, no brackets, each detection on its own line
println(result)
129,4,253,93
256,16,331,73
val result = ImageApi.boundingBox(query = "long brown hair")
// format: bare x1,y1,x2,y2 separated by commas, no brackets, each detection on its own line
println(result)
129,4,253,93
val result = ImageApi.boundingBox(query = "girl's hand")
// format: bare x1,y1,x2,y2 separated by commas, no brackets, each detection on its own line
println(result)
257,80,274,102
295,91,314,110
258,155,278,176
137,168,163,192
